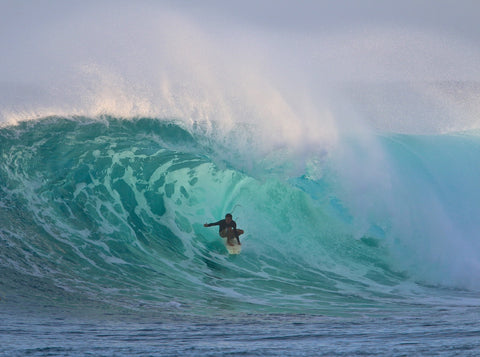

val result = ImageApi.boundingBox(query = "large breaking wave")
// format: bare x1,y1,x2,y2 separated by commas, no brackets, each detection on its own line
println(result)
1,116,479,314
2,2,480,315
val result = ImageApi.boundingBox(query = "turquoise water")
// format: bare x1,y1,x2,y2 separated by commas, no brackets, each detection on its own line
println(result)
1,116,480,355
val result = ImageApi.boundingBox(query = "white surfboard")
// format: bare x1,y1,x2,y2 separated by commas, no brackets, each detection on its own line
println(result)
223,237,242,255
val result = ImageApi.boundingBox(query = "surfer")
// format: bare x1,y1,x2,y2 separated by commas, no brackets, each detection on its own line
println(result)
204,213,244,246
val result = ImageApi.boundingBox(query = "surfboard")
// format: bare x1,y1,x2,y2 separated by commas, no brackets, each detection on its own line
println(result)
223,237,242,255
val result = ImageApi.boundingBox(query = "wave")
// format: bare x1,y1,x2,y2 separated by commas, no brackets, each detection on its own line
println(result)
0,116,479,314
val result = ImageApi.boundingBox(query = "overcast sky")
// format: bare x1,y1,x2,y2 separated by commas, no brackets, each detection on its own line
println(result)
2,0,479,43
161,0,480,39
2,0,479,87
0,1,478,73
1,0,480,132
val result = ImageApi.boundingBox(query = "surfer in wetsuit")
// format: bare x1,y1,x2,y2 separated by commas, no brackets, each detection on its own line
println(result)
204,213,244,246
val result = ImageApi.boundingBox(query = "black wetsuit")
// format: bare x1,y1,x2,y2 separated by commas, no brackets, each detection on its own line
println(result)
205,219,239,240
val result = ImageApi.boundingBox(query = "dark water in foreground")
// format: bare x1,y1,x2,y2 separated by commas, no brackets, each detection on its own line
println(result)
2,302,480,356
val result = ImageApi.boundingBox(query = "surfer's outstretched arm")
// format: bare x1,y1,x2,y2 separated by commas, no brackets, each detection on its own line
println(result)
204,221,221,227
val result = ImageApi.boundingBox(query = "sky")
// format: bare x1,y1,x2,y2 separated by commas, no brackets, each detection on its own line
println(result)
2,0,479,82
1,0,480,132
162,0,480,38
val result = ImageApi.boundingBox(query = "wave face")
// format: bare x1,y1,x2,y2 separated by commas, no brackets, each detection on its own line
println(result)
1,116,479,314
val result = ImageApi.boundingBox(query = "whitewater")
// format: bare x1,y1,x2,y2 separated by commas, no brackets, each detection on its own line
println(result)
1,1,480,356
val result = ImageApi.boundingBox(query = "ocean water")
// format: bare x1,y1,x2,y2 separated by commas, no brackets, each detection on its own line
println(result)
2,2,480,355
0,116,479,356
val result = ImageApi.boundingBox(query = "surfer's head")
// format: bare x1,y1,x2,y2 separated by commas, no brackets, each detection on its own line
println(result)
225,213,232,223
